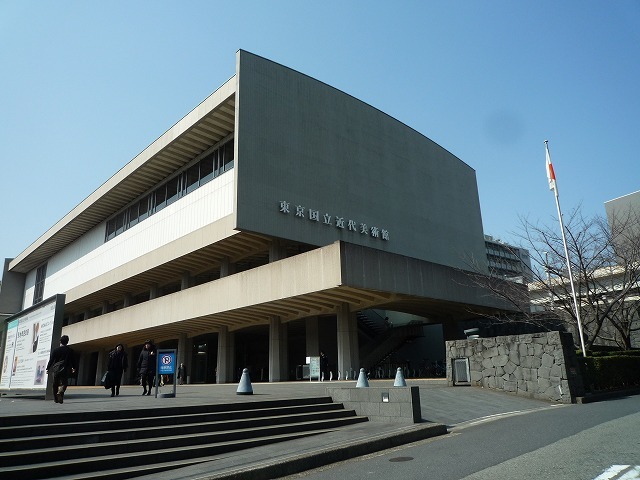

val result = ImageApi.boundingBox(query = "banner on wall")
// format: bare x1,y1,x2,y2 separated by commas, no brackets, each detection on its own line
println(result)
0,295,65,393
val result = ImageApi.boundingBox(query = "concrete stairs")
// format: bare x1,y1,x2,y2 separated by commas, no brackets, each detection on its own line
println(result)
0,396,367,480
356,310,384,339
361,322,425,369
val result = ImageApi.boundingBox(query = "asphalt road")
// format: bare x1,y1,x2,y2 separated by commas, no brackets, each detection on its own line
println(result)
283,395,640,480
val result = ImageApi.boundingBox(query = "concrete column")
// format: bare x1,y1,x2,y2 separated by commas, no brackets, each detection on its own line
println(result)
181,272,191,290
269,316,282,382
185,338,192,383
220,257,229,277
123,293,133,307
217,326,229,383
349,311,360,372
126,346,135,384
83,310,91,321
78,352,92,385
280,322,289,381
178,333,188,381
220,257,236,278
149,284,159,300
337,303,357,379
305,317,319,357
101,301,109,315
228,332,236,382
94,349,106,386
269,239,284,262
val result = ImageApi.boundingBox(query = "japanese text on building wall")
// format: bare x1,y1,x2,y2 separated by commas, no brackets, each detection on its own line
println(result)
278,201,390,241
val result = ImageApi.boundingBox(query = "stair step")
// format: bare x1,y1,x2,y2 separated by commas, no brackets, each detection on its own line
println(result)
0,396,335,428
50,456,217,480
1,396,368,480
0,408,357,452
0,401,347,440
3,428,338,480
49,455,220,480
0,416,367,466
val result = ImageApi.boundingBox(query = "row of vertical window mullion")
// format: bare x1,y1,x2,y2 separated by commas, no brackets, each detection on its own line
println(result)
104,140,233,242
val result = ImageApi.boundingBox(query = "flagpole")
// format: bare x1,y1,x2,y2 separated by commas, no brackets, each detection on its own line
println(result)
545,140,587,357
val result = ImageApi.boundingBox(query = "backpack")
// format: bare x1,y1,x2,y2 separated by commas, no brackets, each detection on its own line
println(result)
50,359,66,375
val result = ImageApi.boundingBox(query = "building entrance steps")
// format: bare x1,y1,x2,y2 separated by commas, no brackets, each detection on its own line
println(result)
0,380,561,480
0,396,367,479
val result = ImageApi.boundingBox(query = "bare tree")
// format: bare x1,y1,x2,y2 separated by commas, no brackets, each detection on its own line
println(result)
466,207,640,351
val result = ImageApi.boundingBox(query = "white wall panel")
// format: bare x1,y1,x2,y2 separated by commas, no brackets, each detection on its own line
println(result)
22,270,36,310
35,172,235,304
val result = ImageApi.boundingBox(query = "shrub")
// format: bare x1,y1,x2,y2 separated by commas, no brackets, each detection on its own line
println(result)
581,355,640,391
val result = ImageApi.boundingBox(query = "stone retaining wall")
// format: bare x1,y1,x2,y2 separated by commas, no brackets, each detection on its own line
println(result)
445,331,584,403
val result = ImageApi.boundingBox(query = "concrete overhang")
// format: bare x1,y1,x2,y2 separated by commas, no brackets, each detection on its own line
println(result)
64,241,514,351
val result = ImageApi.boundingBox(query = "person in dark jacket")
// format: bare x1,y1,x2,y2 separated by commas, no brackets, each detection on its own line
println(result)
107,343,128,397
137,340,156,396
46,335,77,404
177,362,187,385
320,351,329,382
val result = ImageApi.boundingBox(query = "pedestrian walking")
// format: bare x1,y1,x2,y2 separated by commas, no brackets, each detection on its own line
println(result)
320,351,329,382
177,362,187,385
137,340,156,396
46,335,77,404
107,344,128,397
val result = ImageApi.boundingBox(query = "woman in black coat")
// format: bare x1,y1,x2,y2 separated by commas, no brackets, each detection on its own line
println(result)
107,344,128,397
137,340,156,396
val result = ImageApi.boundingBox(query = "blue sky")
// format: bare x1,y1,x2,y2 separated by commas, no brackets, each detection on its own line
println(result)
1,1,639,261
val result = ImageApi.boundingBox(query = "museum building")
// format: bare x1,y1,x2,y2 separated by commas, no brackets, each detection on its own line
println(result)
0,51,510,385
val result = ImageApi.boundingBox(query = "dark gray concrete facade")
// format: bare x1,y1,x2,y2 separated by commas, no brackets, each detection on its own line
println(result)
235,50,488,272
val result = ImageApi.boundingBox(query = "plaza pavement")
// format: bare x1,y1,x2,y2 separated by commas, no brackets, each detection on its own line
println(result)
0,378,561,479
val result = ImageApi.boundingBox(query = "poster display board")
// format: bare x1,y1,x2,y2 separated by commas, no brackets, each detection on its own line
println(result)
0,295,65,394
307,356,320,381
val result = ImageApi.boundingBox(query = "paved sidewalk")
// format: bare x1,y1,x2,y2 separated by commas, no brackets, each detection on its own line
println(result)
0,379,560,479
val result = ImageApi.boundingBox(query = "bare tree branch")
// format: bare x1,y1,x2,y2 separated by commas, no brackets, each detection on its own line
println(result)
464,207,640,351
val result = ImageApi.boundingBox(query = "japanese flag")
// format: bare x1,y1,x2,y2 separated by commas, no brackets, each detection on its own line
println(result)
545,142,557,193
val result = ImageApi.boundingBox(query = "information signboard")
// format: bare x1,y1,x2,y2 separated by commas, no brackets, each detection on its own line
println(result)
158,352,176,375
308,356,320,381
155,349,177,398
0,295,65,395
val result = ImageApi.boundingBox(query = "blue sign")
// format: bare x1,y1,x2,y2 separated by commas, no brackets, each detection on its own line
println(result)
158,352,176,375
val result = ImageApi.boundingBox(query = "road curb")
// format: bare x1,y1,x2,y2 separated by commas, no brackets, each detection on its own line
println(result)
576,387,640,404
205,423,448,480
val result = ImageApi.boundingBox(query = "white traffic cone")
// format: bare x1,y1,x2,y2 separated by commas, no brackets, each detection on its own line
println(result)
356,368,369,388
394,367,407,387
236,368,253,395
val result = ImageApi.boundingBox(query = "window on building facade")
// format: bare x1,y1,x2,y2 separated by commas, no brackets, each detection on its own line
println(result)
166,176,180,205
104,139,234,242
154,185,167,213
33,263,47,305
224,141,234,171
128,203,140,228
185,164,200,194
200,155,214,184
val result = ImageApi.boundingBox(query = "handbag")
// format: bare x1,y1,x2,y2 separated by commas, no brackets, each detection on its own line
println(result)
101,371,112,389
50,359,66,375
